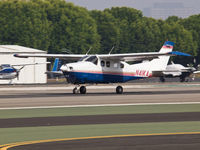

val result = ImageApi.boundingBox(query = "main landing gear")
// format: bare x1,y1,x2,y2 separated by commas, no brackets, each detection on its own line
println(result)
73,86,86,94
116,86,123,94
72,85,124,94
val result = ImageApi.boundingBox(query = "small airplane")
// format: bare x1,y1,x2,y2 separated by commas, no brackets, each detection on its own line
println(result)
14,41,191,94
158,62,200,82
0,63,49,80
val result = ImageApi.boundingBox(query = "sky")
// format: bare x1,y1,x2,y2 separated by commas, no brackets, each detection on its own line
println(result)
67,0,200,10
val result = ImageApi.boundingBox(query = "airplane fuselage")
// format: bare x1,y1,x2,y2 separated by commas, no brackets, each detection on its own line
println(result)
0,68,17,79
60,57,152,84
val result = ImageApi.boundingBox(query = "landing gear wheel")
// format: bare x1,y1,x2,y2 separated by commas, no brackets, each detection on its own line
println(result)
116,86,123,94
80,86,86,94
73,87,78,94
180,77,186,82
160,77,165,82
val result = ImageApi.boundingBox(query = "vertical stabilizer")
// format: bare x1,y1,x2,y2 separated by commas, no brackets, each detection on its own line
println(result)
52,58,60,71
159,41,174,53
150,41,174,71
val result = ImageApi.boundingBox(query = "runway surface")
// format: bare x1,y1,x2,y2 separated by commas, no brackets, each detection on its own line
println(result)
0,83,200,108
0,112,200,128
9,134,200,150
1,83,200,150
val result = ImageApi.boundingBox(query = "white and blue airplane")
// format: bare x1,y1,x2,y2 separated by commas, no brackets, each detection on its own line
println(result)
14,41,191,94
0,63,49,80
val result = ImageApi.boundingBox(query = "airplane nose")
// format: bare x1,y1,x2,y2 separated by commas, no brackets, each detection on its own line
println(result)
60,65,73,72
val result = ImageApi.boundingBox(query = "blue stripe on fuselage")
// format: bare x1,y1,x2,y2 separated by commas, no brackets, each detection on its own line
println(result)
63,71,143,84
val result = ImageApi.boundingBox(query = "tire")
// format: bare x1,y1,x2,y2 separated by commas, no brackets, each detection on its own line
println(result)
116,86,123,94
160,77,165,82
80,86,86,94
73,87,78,94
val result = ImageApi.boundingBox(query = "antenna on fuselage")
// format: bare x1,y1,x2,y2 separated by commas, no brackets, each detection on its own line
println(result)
86,47,92,55
109,46,115,55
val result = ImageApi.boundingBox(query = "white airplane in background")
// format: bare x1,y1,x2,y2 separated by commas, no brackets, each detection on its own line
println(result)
158,62,200,82
14,41,191,94
0,63,49,80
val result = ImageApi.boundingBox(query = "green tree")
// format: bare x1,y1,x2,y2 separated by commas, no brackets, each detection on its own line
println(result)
42,0,100,54
0,0,51,50
180,15,200,64
90,10,120,54
104,7,143,53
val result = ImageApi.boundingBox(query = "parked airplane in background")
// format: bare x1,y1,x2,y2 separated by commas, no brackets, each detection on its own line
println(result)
159,62,200,82
0,63,49,80
14,41,191,94
46,58,63,76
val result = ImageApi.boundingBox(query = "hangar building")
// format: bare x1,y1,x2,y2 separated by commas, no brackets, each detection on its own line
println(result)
0,45,48,84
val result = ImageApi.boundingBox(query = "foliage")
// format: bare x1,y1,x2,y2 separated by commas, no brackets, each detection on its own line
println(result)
0,0,199,64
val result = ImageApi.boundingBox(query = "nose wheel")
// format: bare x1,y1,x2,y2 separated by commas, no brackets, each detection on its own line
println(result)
73,86,87,94
116,86,123,94
73,87,79,94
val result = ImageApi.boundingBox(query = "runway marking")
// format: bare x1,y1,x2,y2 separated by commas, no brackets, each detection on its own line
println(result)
1,102,200,110
1,132,200,150
0,83,200,91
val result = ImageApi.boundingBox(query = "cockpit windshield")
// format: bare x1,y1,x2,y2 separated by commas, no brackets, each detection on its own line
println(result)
78,55,98,65
85,56,96,62
0,64,11,70
1,64,11,68
78,56,88,61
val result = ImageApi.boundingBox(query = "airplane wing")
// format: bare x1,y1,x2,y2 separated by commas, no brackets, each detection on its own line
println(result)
14,51,191,62
152,70,180,77
12,62,50,67
98,51,191,62
193,70,200,74
14,54,85,61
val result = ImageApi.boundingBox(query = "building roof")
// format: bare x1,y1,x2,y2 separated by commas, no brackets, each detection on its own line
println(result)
0,45,46,54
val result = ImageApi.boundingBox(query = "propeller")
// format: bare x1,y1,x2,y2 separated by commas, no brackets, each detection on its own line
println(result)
14,66,25,80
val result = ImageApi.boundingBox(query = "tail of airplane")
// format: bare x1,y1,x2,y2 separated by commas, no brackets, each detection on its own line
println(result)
52,58,60,72
149,41,174,71
133,41,175,73
46,58,63,76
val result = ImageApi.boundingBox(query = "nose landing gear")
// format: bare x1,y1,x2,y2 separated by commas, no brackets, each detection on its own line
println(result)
73,86,87,94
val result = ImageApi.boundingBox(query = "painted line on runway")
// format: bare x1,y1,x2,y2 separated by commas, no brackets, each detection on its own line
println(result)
0,84,200,91
1,102,200,110
1,132,200,150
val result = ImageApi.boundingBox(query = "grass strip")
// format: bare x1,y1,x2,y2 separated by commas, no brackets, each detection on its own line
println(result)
0,121,200,145
0,104,200,119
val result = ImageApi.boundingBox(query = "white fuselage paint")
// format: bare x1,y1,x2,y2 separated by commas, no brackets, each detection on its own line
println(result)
60,46,173,83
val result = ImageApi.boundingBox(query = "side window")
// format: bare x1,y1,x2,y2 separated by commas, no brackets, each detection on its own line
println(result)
106,61,110,67
113,63,118,68
101,61,105,67
120,63,124,68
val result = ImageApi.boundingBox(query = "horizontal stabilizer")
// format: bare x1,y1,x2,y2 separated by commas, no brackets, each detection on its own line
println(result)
45,71,63,75
168,51,191,57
